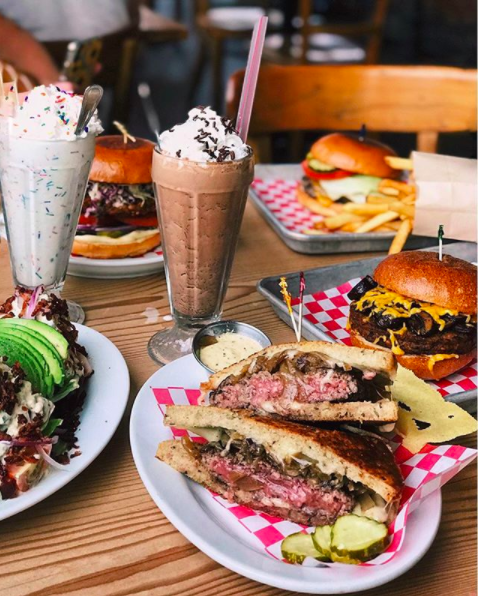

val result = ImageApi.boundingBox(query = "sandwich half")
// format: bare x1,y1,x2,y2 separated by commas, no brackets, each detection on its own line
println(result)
157,406,403,526
200,341,398,423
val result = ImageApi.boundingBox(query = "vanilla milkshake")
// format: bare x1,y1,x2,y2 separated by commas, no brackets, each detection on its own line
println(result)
149,107,254,363
0,85,102,290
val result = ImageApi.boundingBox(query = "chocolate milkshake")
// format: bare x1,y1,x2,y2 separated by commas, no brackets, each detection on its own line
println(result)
149,107,254,363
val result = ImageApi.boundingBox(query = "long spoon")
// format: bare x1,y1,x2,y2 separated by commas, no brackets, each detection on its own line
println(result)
75,84,103,136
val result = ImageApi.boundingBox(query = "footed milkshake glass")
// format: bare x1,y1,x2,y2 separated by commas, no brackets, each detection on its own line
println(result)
0,121,96,323
148,149,254,364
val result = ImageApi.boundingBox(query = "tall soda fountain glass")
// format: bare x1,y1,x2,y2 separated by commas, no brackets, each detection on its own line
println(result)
148,107,254,364
0,85,102,322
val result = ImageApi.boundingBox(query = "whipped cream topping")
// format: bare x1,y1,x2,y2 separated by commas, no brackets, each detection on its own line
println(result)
158,106,249,162
5,84,103,140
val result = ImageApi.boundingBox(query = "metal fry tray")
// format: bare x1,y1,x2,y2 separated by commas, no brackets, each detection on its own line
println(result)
250,164,437,254
257,242,477,412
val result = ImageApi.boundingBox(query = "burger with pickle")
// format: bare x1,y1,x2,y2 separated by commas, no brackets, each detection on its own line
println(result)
72,136,160,259
298,132,398,204
347,251,477,380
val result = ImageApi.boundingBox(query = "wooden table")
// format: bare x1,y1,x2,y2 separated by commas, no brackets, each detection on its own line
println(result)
0,187,475,595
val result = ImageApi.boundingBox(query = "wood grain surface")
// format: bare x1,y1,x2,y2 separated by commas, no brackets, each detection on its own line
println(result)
0,173,475,596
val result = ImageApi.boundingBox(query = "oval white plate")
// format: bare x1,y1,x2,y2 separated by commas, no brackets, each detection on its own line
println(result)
0,324,130,520
130,355,442,594
68,249,164,279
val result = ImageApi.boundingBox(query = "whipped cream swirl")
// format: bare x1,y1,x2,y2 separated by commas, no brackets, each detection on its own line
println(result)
5,84,103,140
158,106,249,162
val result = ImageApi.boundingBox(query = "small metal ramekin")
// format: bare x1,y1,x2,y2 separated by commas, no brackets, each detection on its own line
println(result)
192,320,271,374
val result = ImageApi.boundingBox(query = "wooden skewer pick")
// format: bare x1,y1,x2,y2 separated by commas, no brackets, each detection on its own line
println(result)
438,225,444,261
298,272,305,341
113,120,136,144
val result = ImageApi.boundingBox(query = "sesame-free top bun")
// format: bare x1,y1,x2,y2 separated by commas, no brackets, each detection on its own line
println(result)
311,133,398,178
374,251,477,314
89,136,155,184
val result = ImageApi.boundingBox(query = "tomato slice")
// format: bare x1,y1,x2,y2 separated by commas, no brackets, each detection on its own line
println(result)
79,214,97,225
118,215,159,228
301,160,352,180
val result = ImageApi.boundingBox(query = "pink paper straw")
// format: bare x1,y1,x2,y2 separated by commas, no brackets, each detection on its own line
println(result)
236,16,268,143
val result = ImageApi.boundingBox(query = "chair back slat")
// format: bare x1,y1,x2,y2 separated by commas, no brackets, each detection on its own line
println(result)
226,64,477,156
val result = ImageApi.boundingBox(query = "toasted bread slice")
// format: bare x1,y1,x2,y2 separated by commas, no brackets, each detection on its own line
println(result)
163,405,402,507
200,341,397,423
201,341,396,394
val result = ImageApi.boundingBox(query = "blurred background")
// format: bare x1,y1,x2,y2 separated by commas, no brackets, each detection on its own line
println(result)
1,0,476,159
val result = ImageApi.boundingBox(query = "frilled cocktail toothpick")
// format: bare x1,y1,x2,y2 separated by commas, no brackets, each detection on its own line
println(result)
438,224,444,261
279,276,300,341
298,272,306,340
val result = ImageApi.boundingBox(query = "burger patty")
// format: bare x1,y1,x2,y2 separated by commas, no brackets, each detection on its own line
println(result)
211,369,361,411
349,305,476,355
201,452,354,526
84,182,156,217
209,350,391,414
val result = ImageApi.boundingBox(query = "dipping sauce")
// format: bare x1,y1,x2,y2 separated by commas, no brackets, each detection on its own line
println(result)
199,332,262,372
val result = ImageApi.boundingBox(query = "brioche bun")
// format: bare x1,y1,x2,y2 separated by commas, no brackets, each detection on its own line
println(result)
89,136,155,184
72,230,160,259
349,330,476,381
311,133,398,178
374,251,477,315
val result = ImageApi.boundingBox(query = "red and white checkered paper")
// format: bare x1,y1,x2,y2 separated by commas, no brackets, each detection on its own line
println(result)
153,386,476,566
290,277,477,397
251,178,321,234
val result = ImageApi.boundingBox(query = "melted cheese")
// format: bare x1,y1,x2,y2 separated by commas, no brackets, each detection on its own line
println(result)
355,286,470,331
74,230,158,245
427,353,459,372
388,330,404,355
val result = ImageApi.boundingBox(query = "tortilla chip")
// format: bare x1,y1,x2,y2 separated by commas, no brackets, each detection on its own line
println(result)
391,365,477,453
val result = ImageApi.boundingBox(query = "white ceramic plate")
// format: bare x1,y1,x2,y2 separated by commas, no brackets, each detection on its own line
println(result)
68,249,164,279
0,324,130,520
130,355,442,594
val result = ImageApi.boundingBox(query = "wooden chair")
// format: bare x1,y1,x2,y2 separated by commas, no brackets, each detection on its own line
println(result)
296,0,389,65
43,6,187,125
194,0,278,109
226,64,477,161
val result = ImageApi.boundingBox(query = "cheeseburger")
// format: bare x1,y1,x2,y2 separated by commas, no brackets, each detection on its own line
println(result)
347,251,477,381
298,132,399,204
72,136,160,259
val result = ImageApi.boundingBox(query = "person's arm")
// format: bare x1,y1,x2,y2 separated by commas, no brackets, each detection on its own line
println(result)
0,14,60,84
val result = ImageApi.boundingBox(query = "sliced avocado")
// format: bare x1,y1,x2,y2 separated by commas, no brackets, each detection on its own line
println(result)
0,318,68,359
0,326,64,385
0,327,64,385
0,336,53,396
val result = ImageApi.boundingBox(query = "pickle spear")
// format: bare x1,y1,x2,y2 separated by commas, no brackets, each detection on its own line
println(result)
281,531,330,564
330,515,389,564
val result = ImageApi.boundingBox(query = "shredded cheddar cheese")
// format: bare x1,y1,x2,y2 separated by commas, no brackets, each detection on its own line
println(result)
427,353,459,372
355,285,473,331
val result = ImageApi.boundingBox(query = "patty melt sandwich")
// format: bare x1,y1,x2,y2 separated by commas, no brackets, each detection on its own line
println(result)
298,132,398,205
73,135,160,259
157,406,403,526
200,341,398,423
348,251,477,380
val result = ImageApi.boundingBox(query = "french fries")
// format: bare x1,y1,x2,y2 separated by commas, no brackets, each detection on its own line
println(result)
323,213,364,230
297,188,341,217
384,156,413,170
355,211,400,233
388,218,413,254
302,175,415,254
